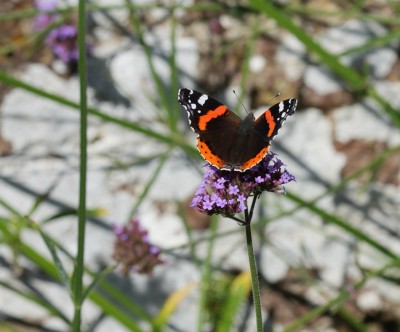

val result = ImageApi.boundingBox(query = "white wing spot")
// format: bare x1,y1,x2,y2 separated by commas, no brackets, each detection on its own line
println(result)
198,94,208,106
278,101,284,113
191,103,197,109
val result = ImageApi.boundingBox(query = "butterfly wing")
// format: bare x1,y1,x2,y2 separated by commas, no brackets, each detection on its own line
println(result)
178,88,242,168
237,98,297,171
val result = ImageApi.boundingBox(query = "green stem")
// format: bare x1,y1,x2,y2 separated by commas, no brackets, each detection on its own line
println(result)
72,0,88,330
245,222,263,332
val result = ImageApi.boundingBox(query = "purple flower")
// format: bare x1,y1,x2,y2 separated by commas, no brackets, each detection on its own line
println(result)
215,178,226,189
112,218,163,275
203,197,214,210
255,176,264,183
45,25,79,63
216,198,227,208
33,0,58,30
228,184,239,195
35,0,57,11
190,152,295,217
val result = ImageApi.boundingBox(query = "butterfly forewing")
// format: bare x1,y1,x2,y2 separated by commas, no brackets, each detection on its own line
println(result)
178,88,242,165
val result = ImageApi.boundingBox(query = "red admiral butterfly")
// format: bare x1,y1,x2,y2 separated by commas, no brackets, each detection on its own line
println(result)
178,88,297,172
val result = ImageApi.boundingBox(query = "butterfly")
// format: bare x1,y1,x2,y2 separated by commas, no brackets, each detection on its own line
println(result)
178,88,297,171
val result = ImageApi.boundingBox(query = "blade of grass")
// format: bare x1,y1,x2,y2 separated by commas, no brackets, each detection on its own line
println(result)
87,291,145,332
81,265,114,303
0,198,71,291
0,221,150,330
249,0,364,91
127,150,170,221
168,9,179,132
32,219,154,324
339,29,400,57
125,0,172,127
287,4,400,25
235,17,259,112
71,0,88,329
0,197,22,217
176,201,199,263
336,306,367,332
0,199,154,325
30,219,71,294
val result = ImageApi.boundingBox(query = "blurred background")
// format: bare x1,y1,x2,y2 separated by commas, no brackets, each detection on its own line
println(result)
0,0,400,331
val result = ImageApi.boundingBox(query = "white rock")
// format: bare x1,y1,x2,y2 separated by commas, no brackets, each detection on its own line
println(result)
276,34,306,82
278,107,346,190
259,247,289,283
320,19,388,55
305,19,397,93
357,290,382,311
303,65,343,94
319,19,397,79
374,81,400,109
313,240,350,288
333,99,400,146
249,54,267,73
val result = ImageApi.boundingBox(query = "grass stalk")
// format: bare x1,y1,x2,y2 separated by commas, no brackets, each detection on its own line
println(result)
71,0,88,330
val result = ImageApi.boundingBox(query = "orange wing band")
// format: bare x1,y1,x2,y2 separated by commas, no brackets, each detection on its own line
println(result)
198,105,227,131
264,110,276,138
240,146,269,171
197,138,225,168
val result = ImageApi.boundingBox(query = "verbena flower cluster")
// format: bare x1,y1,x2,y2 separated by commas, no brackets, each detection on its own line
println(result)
34,0,83,65
45,25,79,63
113,219,163,275
191,153,295,217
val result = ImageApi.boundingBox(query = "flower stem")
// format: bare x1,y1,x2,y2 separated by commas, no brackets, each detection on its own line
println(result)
245,219,263,332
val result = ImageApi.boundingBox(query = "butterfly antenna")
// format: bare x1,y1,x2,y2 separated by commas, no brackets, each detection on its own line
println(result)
233,90,250,114
266,92,281,107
